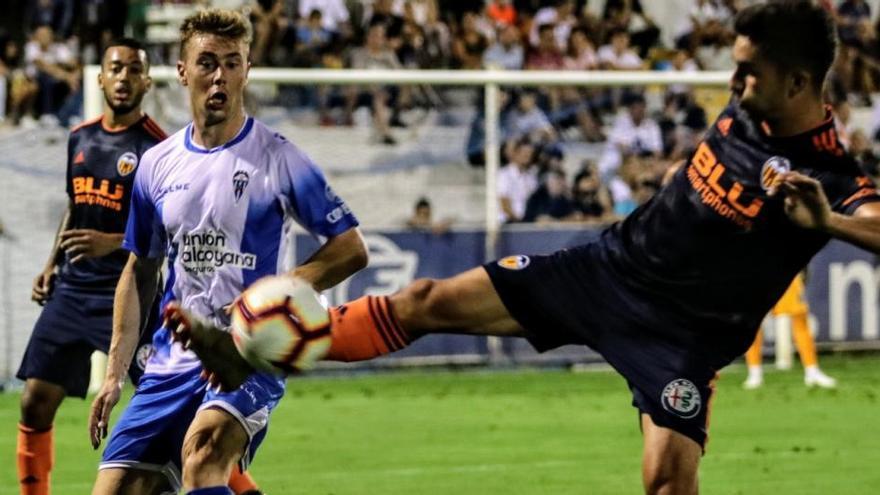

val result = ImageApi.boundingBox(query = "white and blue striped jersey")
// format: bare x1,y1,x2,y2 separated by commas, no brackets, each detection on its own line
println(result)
123,116,358,375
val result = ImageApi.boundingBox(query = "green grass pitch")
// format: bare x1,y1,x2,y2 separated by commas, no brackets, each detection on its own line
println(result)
2,354,879,494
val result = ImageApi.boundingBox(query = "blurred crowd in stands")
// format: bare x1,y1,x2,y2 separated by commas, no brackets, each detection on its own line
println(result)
1,0,880,228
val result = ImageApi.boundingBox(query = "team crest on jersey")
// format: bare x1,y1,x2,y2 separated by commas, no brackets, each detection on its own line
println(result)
497,255,530,270
116,152,139,176
760,156,791,191
135,343,154,370
233,170,250,203
661,379,701,418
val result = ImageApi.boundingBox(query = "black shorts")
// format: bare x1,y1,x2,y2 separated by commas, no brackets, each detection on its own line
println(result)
16,284,160,398
484,244,718,448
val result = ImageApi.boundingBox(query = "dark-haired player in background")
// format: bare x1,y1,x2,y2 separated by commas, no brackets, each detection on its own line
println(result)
176,2,880,494
14,39,166,495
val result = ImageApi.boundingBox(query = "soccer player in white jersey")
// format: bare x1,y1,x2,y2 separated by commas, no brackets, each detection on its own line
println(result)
87,9,368,495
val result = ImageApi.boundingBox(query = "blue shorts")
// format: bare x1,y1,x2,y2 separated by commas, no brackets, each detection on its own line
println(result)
16,284,158,397
484,245,719,449
99,364,284,491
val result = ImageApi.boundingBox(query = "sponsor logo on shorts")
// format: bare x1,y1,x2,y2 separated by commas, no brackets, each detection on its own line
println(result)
117,152,139,176
497,255,530,270
135,344,153,370
661,378,701,419
760,156,791,191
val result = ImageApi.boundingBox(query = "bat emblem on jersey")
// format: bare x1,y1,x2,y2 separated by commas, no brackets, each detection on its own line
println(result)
233,170,250,203
760,156,791,191
497,255,530,270
116,151,139,176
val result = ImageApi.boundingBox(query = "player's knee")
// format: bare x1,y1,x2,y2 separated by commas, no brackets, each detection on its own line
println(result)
642,463,697,495
395,278,443,326
20,384,62,428
404,278,436,304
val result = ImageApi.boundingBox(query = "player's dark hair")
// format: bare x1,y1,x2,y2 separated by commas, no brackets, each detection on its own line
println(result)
104,38,149,66
734,0,836,93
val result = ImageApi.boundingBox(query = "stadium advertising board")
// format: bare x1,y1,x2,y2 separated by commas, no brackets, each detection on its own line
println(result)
297,231,880,363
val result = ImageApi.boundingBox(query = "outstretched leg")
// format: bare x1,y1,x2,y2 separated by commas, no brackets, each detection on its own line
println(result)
391,267,525,338
324,267,523,362
170,268,522,388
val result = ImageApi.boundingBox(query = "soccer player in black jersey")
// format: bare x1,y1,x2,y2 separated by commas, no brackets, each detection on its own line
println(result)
171,2,880,494
14,39,166,495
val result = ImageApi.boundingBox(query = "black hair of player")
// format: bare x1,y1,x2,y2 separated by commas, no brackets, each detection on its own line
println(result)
104,38,150,68
733,1,836,93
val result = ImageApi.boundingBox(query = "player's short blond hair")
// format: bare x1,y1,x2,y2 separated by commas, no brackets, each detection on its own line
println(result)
179,8,252,57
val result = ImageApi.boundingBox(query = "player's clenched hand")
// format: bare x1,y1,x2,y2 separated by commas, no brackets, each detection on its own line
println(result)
59,229,122,263
89,381,122,449
768,171,832,230
31,269,56,305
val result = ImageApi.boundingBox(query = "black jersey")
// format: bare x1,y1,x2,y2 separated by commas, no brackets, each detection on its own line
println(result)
60,115,166,290
599,100,879,359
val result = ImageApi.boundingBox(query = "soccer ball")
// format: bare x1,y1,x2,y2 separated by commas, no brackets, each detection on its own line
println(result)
230,275,332,373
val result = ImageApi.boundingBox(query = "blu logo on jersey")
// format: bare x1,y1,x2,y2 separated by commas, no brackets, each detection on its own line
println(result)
233,170,249,203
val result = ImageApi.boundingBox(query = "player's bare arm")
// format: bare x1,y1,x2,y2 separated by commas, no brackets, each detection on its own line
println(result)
32,204,72,305
770,171,880,253
89,253,162,449
291,227,368,290
826,202,880,252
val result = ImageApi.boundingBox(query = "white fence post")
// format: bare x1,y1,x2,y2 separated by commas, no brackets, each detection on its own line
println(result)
484,80,503,363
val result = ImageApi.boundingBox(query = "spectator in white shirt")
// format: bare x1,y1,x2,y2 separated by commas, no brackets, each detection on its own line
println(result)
483,24,524,70
298,0,350,34
24,25,79,123
563,27,598,70
597,28,642,70
598,93,662,182
504,90,556,144
675,0,733,51
497,139,539,223
346,23,402,145
529,0,577,50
